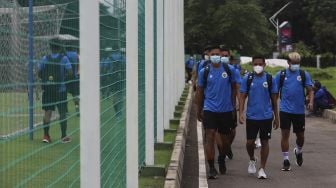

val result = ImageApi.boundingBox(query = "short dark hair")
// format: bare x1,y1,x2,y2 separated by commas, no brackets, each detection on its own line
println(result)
220,47,229,52
252,56,266,63
314,80,321,89
207,45,221,51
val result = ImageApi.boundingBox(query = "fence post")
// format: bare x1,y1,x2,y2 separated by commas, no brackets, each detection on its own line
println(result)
80,0,100,187
126,0,139,187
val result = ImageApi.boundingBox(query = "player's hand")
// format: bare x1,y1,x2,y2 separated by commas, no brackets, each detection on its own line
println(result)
307,102,313,111
239,114,245,124
197,111,203,122
273,116,280,130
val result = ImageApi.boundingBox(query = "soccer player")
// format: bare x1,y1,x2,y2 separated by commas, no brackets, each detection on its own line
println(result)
196,45,239,179
275,52,314,171
65,46,80,116
185,56,195,83
38,38,73,143
239,56,279,179
192,48,210,91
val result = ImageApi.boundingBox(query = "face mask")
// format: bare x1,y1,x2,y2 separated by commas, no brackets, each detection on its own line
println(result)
290,64,300,71
220,56,229,64
210,55,221,64
253,65,264,74
204,55,210,61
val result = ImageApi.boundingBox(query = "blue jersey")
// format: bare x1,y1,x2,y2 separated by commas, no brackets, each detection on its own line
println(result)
38,54,72,93
240,73,278,120
232,66,242,85
185,59,195,69
314,88,329,106
66,51,79,78
198,64,238,113
275,69,313,114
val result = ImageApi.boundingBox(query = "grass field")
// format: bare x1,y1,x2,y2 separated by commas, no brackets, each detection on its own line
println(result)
241,65,336,96
0,92,126,187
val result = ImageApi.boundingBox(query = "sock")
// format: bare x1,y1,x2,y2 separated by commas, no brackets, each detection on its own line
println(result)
283,152,289,160
60,121,67,138
296,145,303,154
43,125,50,136
208,160,215,168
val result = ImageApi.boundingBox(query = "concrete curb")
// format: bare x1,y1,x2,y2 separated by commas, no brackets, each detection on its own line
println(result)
164,86,193,188
323,109,336,122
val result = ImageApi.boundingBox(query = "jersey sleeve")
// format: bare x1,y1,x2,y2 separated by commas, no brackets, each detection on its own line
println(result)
304,71,313,87
240,75,248,93
62,56,72,70
197,68,205,88
234,69,241,85
271,77,278,94
274,71,281,91
38,56,47,71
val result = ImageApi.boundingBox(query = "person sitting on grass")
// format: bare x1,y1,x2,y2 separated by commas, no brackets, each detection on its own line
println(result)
312,80,335,116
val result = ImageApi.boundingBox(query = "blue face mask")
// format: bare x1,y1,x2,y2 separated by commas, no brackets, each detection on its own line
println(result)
290,64,300,71
221,56,229,64
210,55,221,64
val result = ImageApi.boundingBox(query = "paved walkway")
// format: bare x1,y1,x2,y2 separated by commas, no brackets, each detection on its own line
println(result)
182,105,336,188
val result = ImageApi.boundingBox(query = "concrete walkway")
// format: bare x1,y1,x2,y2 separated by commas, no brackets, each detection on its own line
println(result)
182,105,336,188
208,116,336,188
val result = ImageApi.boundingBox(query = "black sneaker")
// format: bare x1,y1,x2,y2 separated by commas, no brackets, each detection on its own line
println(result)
294,148,303,166
208,167,218,179
218,155,227,174
281,159,291,171
227,148,233,160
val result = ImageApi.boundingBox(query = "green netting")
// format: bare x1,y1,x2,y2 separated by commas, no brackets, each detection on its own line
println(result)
138,0,146,169
99,0,126,187
0,0,80,187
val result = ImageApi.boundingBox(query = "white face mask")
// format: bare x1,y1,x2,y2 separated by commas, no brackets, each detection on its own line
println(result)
290,64,300,71
253,65,264,74
210,55,221,64
221,56,229,64
204,55,210,61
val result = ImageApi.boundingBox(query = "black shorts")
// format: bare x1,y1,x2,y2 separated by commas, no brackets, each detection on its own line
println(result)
67,80,79,97
246,118,273,140
280,111,305,133
232,111,238,129
203,110,235,135
42,91,67,113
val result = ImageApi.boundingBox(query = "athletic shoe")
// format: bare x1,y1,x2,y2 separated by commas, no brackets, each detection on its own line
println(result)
248,159,257,174
61,136,72,144
294,148,303,166
42,135,51,143
208,167,218,179
227,148,233,160
255,138,261,149
218,155,227,174
258,168,267,179
281,159,291,171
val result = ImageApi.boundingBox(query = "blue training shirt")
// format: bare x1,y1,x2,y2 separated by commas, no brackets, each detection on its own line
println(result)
275,69,313,114
38,54,72,93
66,51,79,78
240,72,278,120
198,64,239,113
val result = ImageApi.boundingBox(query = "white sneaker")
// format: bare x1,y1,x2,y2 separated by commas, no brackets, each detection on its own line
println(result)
248,159,257,174
258,168,267,179
255,138,261,148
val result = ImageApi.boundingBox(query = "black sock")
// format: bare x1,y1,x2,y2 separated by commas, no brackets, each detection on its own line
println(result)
60,121,67,138
208,160,215,168
44,125,50,136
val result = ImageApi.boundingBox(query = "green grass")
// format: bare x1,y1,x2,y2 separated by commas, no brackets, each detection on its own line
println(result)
139,176,165,188
164,131,176,143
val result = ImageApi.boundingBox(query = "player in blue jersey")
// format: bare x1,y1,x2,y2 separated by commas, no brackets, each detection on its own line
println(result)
196,45,240,179
239,56,279,179
38,38,73,144
275,52,314,171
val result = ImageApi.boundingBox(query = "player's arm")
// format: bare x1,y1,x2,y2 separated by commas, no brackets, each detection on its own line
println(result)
305,72,314,111
196,69,205,121
239,93,247,124
63,57,73,78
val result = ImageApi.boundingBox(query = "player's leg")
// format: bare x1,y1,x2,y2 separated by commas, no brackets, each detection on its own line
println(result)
258,118,272,179
203,111,218,179
280,112,292,171
293,114,305,166
42,91,54,143
57,91,71,143
246,119,258,174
